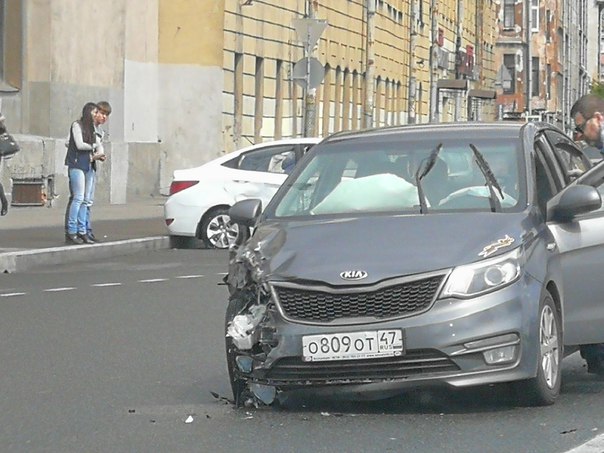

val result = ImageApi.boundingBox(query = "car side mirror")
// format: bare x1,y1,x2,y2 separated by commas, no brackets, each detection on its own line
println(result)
547,184,602,222
229,199,262,227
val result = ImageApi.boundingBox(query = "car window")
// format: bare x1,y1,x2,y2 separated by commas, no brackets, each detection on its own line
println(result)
534,146,559,215
238,145,297,174
543,130,590,182
272,137,524,217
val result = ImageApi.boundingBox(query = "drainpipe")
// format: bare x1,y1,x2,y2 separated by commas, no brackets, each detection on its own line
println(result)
455,0,463,121
429,0,439,122
526,0,532,119
364,0,376,128
408,0,417,124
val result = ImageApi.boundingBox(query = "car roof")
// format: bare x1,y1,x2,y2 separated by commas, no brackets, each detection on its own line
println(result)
320,121,544,145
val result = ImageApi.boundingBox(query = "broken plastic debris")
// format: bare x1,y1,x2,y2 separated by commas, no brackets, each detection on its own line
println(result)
185,415,194,424
235,355,253,373
210,391,232,404
227,304,267,350
250,383,276,405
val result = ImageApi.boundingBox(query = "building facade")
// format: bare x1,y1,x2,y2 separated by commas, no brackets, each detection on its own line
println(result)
0,1,509,205
494,0,592,132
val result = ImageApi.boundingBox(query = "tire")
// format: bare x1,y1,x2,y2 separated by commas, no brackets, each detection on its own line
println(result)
200,207,239,249
515,289,562,406
225,296,247,405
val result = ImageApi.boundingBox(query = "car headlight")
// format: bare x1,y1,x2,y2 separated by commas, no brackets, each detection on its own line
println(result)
440,248,522,298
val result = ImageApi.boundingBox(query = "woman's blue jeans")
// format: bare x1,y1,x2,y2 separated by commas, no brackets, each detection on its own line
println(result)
67,167,92,235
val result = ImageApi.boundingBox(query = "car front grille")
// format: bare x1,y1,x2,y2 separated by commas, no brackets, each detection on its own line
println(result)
273,275,444,323
261,349,459,385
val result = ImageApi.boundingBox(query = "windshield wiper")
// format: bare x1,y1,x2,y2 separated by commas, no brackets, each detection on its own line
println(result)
414,143,443,214
469,143,503,213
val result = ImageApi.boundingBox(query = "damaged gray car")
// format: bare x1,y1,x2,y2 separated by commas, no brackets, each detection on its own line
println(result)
224,121,604,407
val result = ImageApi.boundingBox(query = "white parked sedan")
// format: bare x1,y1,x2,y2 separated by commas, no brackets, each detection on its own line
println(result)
164,138,320,248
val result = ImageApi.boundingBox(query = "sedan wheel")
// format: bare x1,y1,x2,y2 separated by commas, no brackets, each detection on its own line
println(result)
201,208,239,249
514,289,562,406
539,304,560,389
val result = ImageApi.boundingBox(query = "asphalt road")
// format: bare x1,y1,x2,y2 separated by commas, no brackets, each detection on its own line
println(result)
1,248,603,453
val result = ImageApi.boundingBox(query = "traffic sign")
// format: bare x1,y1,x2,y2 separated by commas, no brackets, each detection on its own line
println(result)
293,18,328,50
292,57,325,90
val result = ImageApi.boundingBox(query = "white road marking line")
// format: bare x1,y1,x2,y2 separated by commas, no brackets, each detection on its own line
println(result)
216,272,228,275
43,287,76,292
175,275,204,279
565,432,604,452
138,278,168,283
91,283,122,287
0,292,27,297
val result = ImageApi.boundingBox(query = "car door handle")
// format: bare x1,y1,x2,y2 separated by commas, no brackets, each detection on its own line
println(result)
546,242,557,252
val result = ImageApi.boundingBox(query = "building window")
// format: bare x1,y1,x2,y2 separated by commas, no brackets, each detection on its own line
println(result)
375,76,383,127
234,53,244,146
545,9,552,42
503,54,516,94
275,60,283,139
531,0,539,32
532,57,540,97
342,69,351,131
351,70,359,130
503,0,515,29
254,57,264,142
334,66,342,132
321,64,332,137
546,64,551,100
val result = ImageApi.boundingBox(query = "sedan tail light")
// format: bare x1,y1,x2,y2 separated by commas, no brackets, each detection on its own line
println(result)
170,180,199,195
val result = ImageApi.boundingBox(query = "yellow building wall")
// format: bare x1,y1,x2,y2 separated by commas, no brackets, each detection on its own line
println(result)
159,0,225,66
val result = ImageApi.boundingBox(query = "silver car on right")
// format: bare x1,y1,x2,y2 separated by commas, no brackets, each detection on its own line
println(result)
225,121,604,407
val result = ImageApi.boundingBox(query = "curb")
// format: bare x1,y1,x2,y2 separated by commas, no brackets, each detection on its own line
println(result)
0,236,171,273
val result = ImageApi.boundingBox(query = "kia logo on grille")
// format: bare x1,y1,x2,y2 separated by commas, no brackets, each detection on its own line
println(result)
340,270,368,281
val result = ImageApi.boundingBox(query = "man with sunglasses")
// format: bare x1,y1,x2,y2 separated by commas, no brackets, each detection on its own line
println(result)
571,94,604,150
570,93,604,376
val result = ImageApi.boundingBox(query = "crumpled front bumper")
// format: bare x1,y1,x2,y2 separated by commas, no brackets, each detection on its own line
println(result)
228,273,542,398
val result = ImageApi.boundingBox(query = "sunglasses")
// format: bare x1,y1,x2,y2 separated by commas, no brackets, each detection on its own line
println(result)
575,118,589,134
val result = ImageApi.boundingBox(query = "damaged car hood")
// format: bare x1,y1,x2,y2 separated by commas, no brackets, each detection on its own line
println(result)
248,212,529,285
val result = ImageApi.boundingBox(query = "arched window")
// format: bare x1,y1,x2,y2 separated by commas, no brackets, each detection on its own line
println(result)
342,68,351,131
321,64,332,137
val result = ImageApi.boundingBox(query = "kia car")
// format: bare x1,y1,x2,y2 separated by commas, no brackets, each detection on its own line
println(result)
164,138,320,248
224,121,604,407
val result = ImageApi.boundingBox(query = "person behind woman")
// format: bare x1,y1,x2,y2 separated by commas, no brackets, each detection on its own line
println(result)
64,102,101,244
84,101,111,241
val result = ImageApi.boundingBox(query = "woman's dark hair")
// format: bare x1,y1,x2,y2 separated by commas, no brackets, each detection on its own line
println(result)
79,102,98,144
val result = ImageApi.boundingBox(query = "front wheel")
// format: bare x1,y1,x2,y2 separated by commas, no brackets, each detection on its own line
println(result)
514,289,562,406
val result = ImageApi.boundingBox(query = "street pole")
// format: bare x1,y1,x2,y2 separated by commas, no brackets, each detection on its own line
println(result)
303,0,317,137
363,0,375,129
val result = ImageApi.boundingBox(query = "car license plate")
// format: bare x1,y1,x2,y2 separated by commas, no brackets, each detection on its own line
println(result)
302,330,403,362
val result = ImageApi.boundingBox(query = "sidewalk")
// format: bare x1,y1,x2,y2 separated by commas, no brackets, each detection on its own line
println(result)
0,196,170,273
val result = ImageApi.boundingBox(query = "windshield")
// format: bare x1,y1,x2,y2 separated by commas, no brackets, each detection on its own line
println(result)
271,135,525,218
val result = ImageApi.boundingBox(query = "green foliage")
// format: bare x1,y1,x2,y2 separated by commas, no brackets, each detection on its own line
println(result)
591,82,604,99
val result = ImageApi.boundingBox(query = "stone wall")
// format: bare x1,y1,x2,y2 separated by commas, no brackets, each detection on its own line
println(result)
0,134,161,209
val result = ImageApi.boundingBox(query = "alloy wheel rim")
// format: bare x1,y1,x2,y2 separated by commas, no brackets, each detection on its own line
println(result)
539,305,560,389
207,214,238,249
